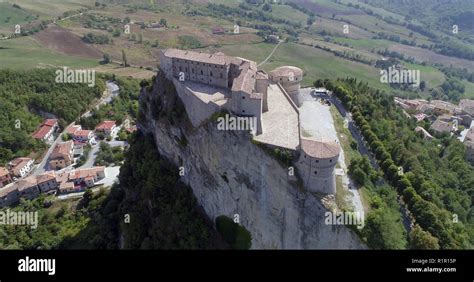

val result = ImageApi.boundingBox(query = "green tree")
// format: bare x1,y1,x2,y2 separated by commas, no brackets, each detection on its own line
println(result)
409,225,439,249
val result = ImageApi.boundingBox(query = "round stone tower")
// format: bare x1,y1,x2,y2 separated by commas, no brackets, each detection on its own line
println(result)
297,137,340,194
269,66,303,107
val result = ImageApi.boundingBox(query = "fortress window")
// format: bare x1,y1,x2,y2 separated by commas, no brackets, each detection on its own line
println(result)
242,110,245,113
192,68,194,73
329,159,332,163
242,96,245,99
201,70,203,75
314,171,318,175
315,160,319,163
210,71,213,77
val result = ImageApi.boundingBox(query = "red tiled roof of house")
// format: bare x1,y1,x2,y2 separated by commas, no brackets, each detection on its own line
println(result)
66,125,82,135
17,175,38,191
51,141,73,159
69,166,105,181
32,125,53,139
33,119,57,139
0,182,18,197
8,157,32,176
74,130,92,138
36,171,56,184
42,119,58,127
96,120,116,131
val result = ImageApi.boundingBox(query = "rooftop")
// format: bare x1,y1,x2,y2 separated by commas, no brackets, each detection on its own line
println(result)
51,141,73,158
96,120,116,131
36,171,56,183
300,137,340,159
0,167,10,177
269,66,303,78
163,48,231,66
0,183,18,197
17,175,38,191
42,119,58,127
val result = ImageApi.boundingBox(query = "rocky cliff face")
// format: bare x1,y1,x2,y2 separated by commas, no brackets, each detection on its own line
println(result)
138,72,366,249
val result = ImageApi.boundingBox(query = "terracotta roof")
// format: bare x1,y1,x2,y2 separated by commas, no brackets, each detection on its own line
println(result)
51,141,73,159
8,157,33,176
42,119,58,127
0,183,18,197
36,171,56,184
300,138,340,159
69,167,105,181
231,60,259,98
59,181,74,191
269,66,303,78
0,167,10,177
66,125,82,134
74,130,92,138
32,119,57,139
32,125,53,139
95,120,116,131
17,175,38,191
163,48,231,65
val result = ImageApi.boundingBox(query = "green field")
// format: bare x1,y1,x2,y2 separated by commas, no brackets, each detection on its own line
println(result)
0,3,36,35
0,36,98,69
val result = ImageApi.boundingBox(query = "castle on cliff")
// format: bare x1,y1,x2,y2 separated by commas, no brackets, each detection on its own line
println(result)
159,48,340,195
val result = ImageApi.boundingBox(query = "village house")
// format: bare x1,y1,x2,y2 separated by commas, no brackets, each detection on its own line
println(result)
8,157,34,178
16,175,40,200
66,124,82,135
430,100,463,115
430,118,457,135
459,99,474,116
36,171,58,194
95,120,118,137
66,124,96,144
0,183,19,208
68,167,106,188
0,167,13,188
58,181,75,194
32,119,58,144
73,130,96,144
49,141,74,170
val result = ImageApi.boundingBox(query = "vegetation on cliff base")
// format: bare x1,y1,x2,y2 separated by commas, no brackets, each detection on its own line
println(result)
216,215,252,250
118,133,227,249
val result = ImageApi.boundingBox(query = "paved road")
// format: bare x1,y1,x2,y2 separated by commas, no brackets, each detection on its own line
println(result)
82,81,119,118
33,122,75,175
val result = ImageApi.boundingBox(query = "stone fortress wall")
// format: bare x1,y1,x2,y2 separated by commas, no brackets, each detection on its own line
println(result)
158,48,339,195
